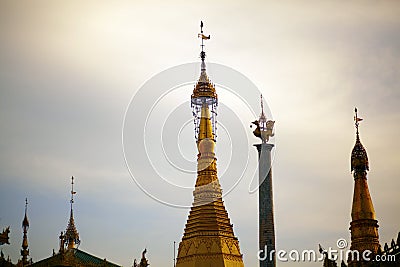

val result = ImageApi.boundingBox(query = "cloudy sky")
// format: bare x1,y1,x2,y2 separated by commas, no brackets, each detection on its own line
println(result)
1,1,399,266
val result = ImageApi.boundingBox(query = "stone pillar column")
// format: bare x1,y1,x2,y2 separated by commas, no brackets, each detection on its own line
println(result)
255,143,275,267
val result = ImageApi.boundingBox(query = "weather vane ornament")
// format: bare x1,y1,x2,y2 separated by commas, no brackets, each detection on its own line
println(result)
198,21,211,41
354,107,363,135
251,95,275,143
198,21,210,63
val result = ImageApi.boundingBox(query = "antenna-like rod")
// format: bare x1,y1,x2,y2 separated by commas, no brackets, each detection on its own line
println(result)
261,94,265,116
200,21,204,54
355,107,359,134
70,176,76,210
354,107,363,140
198,21,210,68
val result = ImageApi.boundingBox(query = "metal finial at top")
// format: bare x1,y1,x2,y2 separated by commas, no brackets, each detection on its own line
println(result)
260,95,265,117
200,21,204,56
354,107,363,138
25,198,28,211
70,176,76,206
198,21,210,66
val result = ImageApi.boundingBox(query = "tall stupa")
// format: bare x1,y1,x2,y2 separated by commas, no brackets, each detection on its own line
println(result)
175,22,245,267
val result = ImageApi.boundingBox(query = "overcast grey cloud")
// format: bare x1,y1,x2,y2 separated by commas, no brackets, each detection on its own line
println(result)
1,1,399,267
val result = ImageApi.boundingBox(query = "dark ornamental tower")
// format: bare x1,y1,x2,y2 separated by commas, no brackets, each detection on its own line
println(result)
252,95,275,267
348,108,380,266
175,22,244,267
20,198,30,266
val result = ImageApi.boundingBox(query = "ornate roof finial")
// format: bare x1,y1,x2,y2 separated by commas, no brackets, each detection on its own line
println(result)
354,107,363,140
198,21,210,73
351,108,369,172
59,231,65,254
22,198,29,228
65,176,80,249
21,198,30,266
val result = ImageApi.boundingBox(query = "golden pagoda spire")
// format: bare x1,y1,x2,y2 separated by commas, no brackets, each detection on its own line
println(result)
65,176,80,250
176,22,244,267
348,108,380,266
20,198,30,266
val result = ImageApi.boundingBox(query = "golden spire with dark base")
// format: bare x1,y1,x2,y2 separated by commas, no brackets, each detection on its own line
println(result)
64,176,80,250
20,198,30,266
348,108,380,266
176,22,244,267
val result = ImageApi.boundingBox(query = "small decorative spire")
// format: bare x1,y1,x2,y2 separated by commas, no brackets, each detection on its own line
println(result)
22,198,29,228
397,232,400,246
64,176,80,249
21,198,30,266
260,94,267,123
59,231,65,253
351,108,369,172
0,227,10,246
261,95,265,113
